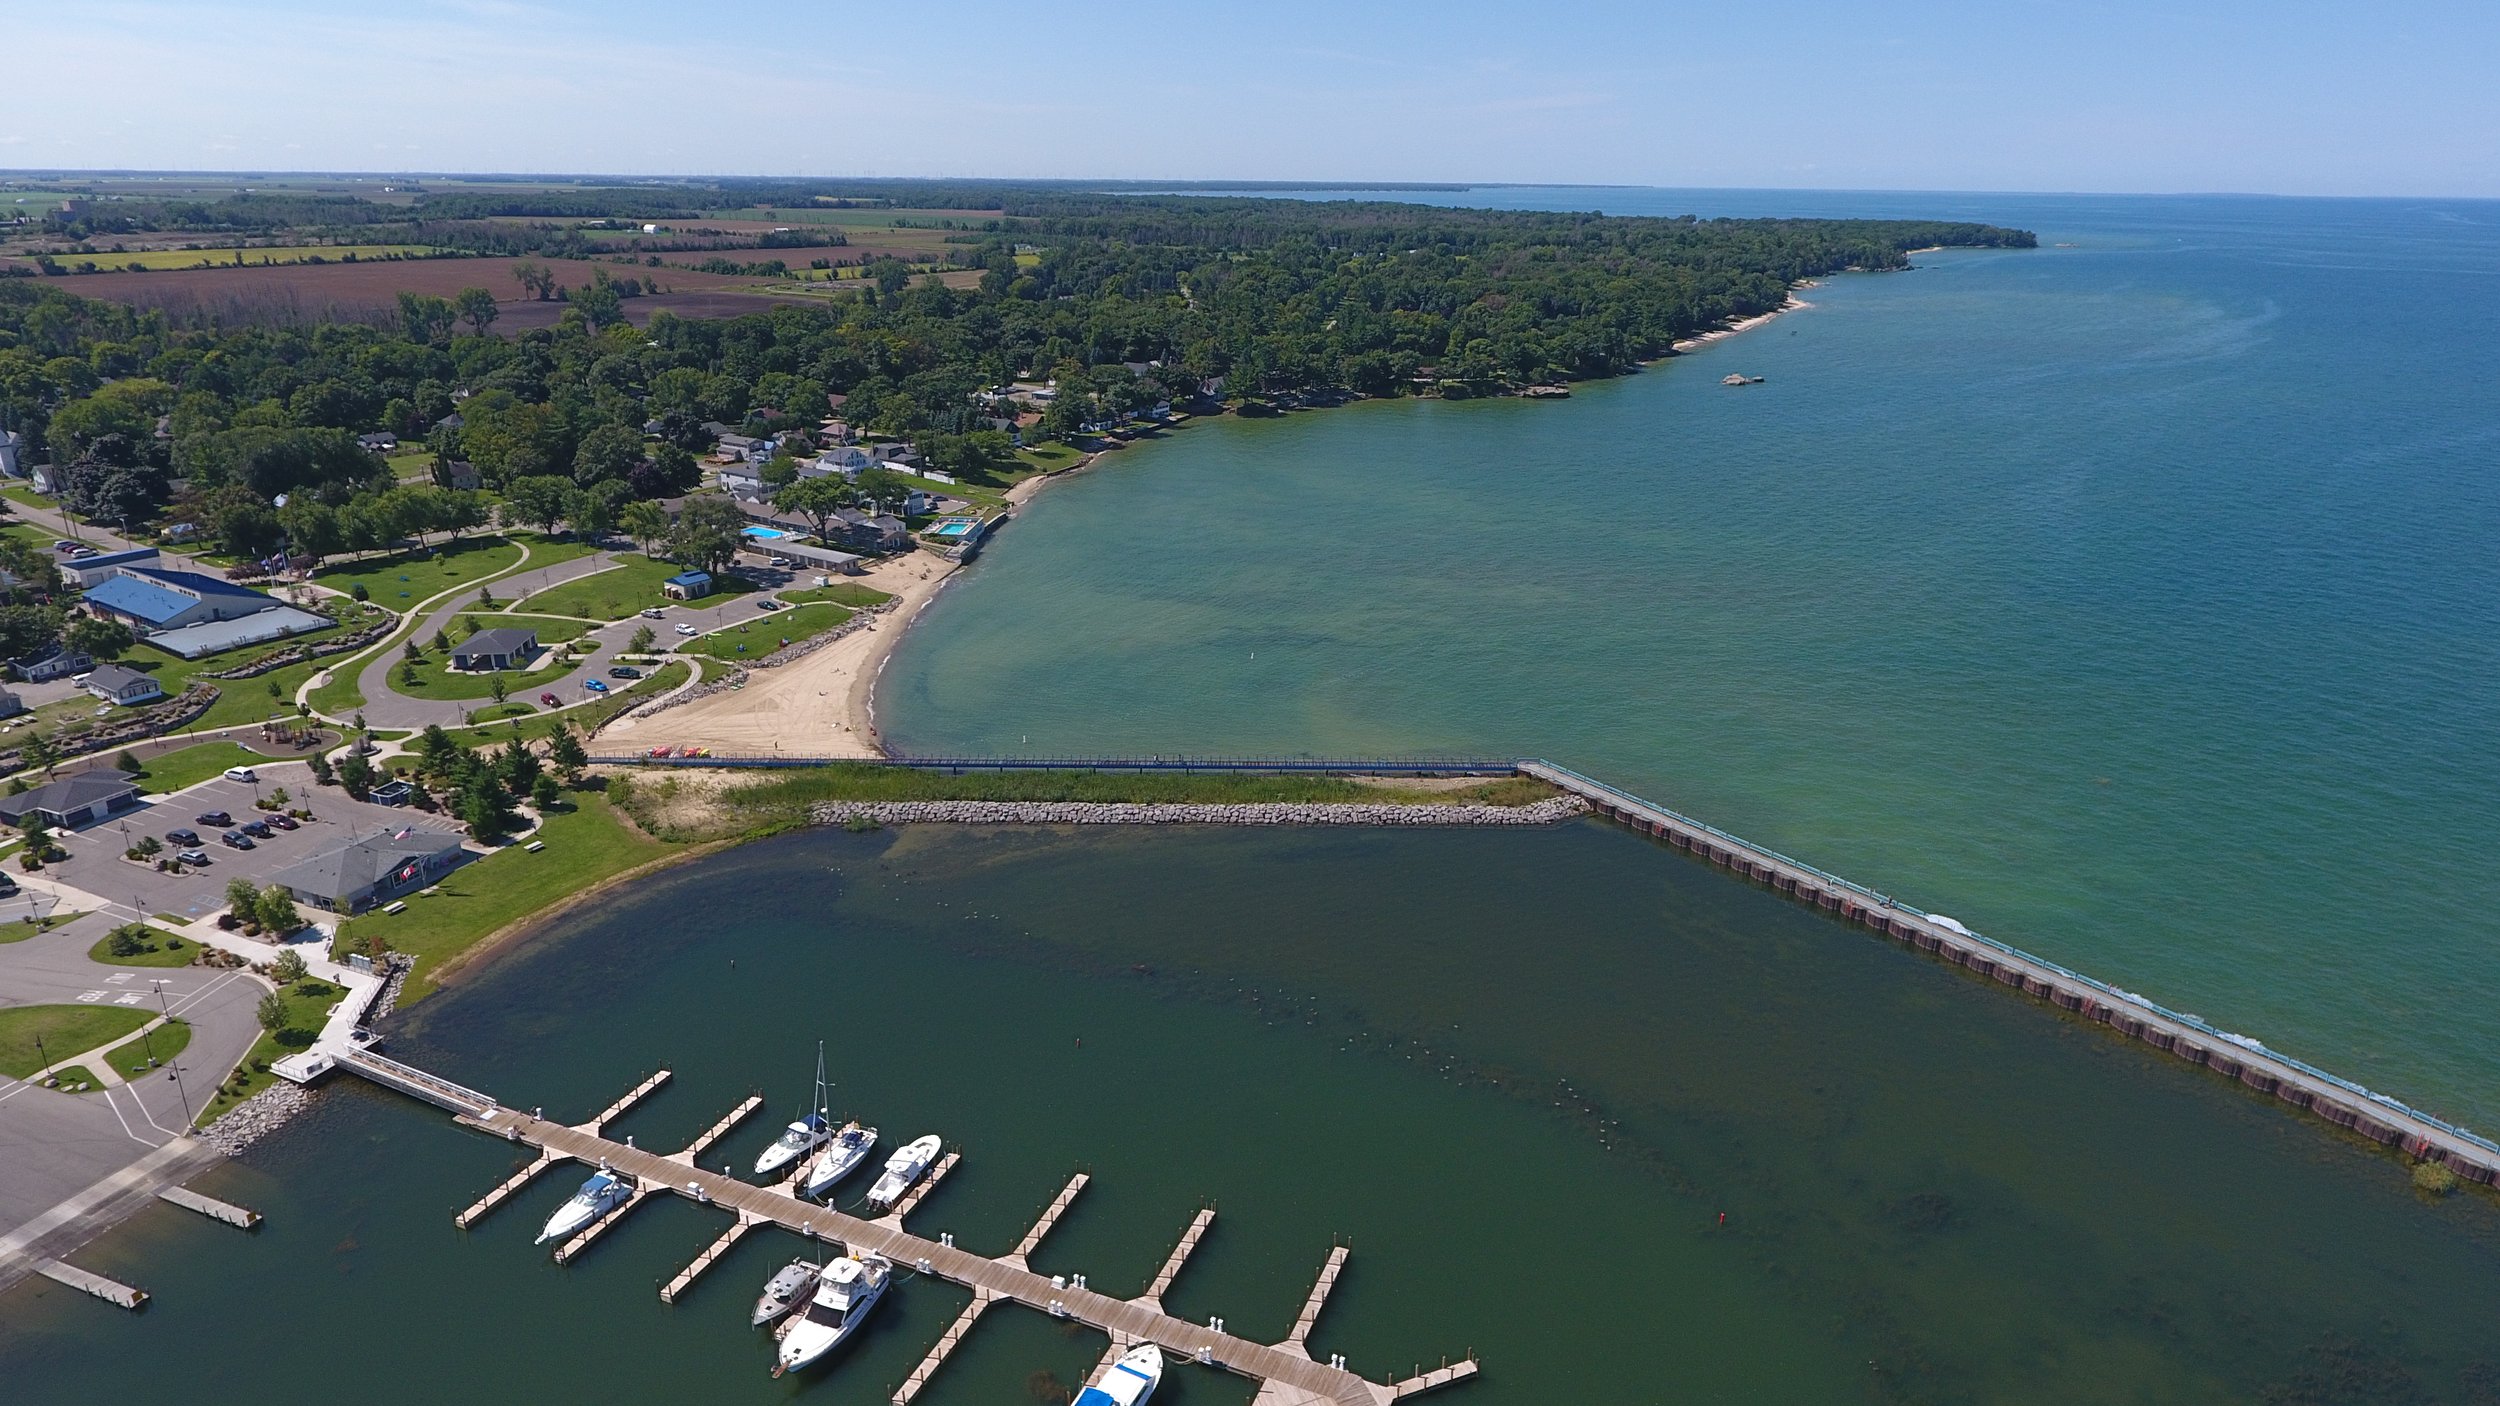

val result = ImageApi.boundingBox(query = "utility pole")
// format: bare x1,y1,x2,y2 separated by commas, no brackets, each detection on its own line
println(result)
152,980,193,1124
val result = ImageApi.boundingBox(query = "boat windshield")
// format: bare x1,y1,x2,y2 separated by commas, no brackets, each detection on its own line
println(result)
775,1122,814,1148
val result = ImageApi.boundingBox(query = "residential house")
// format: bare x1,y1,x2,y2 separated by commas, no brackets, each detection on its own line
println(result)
0,687,23,718
0,768,141,829
83,567,276,634
58,546,161,590
273,828,470,915
357,432,399,452
13,648,91,683
449,628,539,672
83,664,167,706
663,571,713,601
718,463,765,499
437,459,482,490
0,428,20,479
814,445,873,477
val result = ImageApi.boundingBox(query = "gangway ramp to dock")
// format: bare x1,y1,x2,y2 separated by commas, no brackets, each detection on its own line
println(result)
421,1093,1475,1406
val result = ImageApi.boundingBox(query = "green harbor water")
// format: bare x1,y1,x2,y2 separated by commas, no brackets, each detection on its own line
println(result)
8,824,2500,1403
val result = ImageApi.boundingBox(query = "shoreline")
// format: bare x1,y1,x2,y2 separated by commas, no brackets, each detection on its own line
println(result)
1670,287,1814,354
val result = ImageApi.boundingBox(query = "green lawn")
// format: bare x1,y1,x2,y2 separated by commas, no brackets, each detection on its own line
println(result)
0,910,89,945
0,1004,155,1078
87,924,200,967
385,447,436,482
455,611,595,643
778,582,893,608
334,793,680,1005
315,535,524,608
44,1063,104,1092
519,555,749,620
438,659,686,749
1015,441,1088,473
120,740,265,794
388,654,579,702
677,602,851,662
106,1017,189,1079
196,976,339,1126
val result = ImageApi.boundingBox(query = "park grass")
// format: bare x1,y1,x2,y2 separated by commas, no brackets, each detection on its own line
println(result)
388,654,578,702
0,910,90,944
122,740,265,794
385,447,435,481
195,976,336,1126
677,602,850,662
1014,441,1088,473
43,1063,105,1092
518,554,749,620
87,924,200,967
458,611,595,643
778,582,893,608
105,1017,189,1079
334,793,679,1006
0,1003,156,1077
315,535,524,608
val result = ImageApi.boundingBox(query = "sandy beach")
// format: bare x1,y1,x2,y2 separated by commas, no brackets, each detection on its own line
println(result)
603,550,959,758
1671,288,1813,353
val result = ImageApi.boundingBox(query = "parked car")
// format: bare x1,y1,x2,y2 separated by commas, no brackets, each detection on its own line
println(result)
268,814,299,830
608,666,642,679
220,831,255,850
0,873,16,897
165,827,201,846
639,607,665,619
223,765,258,783
52,539,77,553
584,679,609,694
196,810,233,827
241,819,273,839
538,692,561,706
674,623,698,636
756,598,783,611
175,848,210,865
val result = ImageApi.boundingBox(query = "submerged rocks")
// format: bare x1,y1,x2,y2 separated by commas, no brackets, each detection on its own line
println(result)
808,795,1591,828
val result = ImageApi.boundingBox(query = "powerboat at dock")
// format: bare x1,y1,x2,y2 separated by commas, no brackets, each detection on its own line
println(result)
1076,1344,1165,1406
801,1122,879,1200
536,1169,632,1245
754,1112,832,1178
864,1134,942,1212
771,1253,891,1376
752,1257,820,1328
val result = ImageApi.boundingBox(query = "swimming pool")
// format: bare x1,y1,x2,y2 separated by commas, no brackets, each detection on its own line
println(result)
929,519,978,538
741,526,789,540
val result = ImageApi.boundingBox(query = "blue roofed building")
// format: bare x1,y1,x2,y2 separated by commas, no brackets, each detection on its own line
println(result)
83,567,279,634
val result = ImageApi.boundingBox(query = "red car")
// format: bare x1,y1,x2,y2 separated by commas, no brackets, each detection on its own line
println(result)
538,692,561,706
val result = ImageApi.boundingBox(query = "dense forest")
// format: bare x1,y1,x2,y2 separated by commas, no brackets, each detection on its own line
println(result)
0,194,2030,571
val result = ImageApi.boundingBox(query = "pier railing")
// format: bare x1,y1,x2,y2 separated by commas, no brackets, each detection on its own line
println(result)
1528,759,2500,1157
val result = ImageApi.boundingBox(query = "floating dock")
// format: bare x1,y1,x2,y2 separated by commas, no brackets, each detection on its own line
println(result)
37,1258,146,1310
339,1054,1475,1406
1523,759,2500,1184
158,1186,261,1230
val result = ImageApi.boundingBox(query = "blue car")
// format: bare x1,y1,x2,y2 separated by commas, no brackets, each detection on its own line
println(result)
583,679,609,694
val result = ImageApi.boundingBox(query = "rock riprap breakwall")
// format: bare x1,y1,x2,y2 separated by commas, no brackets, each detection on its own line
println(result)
811,795,1590,827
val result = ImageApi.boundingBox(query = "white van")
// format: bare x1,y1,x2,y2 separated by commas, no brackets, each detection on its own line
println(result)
223,766,258,783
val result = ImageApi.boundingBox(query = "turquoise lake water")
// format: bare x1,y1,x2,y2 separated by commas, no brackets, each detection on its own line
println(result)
883,191,2500,1129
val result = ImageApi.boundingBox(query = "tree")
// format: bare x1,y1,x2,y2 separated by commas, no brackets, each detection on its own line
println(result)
437,490,490,543
225,877,261,917
510,259,557,301
502,475,573,536
567,484,619,541
270,948,308,983
457,782,514,842
308,751,335,786
0,605,64,663
666,493,748,576
61,615,134,663
854,467,913,516
276,497,348,564
489,672,508,705
532,774,561,810
256,885,303,938
337,752,375,800
452,286,499,334
257,991,290,1032
396,291,456,346
760,452,802,491
571,423,643,487
548,723,588,780
618,500,670,556
21,735,58,774
626,625,655,655
772,475,850,544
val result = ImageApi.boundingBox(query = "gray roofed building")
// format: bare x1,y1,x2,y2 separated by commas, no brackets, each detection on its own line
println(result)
84,663,167,706
449,627,539,672
145,604,334,660
0,767,141,828
272,828,470,914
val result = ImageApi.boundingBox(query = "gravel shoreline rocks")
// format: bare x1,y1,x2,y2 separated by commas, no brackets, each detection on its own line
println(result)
201,1080,314,1155
810,795,1591,827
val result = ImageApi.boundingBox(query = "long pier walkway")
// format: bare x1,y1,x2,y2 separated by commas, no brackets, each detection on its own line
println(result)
397,1072,1470,1406
1523,760,2500,1184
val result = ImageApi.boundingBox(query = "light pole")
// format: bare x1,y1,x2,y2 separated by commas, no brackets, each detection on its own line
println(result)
152,980,193,1124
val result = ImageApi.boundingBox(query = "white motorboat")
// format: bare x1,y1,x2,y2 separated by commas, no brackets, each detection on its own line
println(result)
771,1253,890,1376
1075,1344,1165,1406
863,1134,942,1212
752,1257,819,1328
801,1122,879,1200
535,1169,632,1245
755,1041,834,1177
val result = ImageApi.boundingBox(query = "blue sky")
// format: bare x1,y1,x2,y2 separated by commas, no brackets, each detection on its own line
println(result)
3,0,2496,195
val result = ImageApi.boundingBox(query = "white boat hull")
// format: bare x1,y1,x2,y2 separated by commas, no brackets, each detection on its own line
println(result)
802,1127,878,1200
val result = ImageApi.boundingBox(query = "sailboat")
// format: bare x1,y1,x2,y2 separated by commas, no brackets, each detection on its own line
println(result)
801,1121,880,1200
536,1167,633,1245
864,1134,942,1212
1075,1345,1166,1406
754,1041,834,1177
771,1252,891,1376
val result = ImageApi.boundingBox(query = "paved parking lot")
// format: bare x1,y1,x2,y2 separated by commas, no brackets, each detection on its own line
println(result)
42,760,466,922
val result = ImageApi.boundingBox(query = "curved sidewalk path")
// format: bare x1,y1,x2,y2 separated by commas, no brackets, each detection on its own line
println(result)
338,551,625,728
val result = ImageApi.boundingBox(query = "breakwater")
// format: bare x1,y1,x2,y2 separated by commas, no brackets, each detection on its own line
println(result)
810,796,1589,827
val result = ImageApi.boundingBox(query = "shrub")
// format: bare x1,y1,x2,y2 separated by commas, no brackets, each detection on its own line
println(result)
2414,1161,2460,1197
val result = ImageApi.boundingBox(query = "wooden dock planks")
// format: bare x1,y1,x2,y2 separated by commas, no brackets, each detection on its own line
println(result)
455,1150,556,1229
1282,1245,1348,1353
1138,1206,1214,1309
158,1186,261,1230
